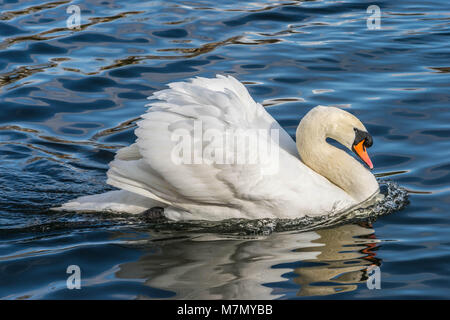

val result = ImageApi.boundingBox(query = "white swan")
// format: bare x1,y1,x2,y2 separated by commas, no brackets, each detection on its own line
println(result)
56,75,379,220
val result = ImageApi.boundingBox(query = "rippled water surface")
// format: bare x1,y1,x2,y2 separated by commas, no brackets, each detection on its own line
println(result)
0,0,449,299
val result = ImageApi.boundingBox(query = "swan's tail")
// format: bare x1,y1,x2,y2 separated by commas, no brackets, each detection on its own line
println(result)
52,190,166,214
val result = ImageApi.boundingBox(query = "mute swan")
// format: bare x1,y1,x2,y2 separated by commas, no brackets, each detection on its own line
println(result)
56,75,379,220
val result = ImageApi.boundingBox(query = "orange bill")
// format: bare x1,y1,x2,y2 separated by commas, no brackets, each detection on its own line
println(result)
353,140,374,169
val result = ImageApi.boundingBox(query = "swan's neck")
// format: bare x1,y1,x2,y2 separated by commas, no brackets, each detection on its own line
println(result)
296,114,379,203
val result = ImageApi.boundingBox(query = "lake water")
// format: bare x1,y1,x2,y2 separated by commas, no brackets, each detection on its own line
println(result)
0,0,449,299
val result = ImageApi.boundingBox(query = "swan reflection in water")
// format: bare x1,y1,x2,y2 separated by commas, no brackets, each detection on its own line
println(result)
115,223,381,299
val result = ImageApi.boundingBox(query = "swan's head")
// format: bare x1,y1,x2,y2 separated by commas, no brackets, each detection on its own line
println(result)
297,106,374,170
296,106,378,202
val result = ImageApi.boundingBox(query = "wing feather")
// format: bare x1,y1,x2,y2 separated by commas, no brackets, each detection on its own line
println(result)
106,75,292,218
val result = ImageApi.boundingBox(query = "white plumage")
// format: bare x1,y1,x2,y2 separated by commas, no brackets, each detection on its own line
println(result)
56,75,379,220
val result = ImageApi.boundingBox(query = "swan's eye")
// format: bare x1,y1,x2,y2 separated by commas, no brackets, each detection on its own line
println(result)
353,128,373,149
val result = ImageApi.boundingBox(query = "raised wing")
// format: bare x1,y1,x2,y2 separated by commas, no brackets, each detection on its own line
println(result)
106,75,297,219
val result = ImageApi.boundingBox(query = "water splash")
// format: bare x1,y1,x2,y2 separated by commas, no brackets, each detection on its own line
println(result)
139,179,409,236
1,179,408,237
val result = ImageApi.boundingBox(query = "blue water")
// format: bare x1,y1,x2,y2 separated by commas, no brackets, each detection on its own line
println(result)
0,0,449,299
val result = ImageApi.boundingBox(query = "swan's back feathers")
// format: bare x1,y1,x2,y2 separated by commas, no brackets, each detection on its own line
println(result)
106,75,298,219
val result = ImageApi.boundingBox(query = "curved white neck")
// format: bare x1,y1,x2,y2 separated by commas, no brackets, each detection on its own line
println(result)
296,110,379,203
